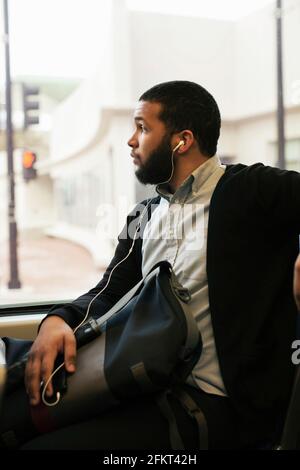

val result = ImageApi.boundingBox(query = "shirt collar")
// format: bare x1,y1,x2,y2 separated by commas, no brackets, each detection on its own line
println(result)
156,155,223,202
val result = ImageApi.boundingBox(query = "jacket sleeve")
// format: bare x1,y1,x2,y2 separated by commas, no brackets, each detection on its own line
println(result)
43,201,149,329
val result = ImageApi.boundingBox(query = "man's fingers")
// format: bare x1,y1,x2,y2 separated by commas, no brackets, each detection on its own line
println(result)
25,355,42,406
64,333,77,373
23,317,73,405
41,356,56,397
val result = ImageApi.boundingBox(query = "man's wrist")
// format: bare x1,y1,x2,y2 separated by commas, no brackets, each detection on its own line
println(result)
38,314,66,332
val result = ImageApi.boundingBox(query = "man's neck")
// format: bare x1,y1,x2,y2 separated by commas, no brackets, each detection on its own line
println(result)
168,154,209,193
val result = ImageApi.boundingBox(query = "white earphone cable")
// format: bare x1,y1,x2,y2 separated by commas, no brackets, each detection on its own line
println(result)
42,145,180,406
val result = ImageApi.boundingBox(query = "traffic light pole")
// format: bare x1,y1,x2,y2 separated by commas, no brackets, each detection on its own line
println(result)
3,0,21,289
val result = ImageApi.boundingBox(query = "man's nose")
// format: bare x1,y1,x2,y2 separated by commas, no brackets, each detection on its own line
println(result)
127,133,138,148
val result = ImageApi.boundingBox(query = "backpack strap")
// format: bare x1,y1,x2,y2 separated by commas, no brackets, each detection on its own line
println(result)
172,387,208,450
155,387,208,450
155,389,185,450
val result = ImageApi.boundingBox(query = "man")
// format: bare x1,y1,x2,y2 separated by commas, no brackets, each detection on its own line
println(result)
2,81,300,449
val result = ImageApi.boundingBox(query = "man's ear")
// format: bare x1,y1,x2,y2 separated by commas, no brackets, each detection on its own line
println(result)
175,130,194,153
172,141,185,152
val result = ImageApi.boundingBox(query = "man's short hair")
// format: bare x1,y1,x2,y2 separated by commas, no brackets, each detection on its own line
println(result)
139,80,221,157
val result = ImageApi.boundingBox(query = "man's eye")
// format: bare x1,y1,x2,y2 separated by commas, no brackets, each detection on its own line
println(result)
138,124,147,132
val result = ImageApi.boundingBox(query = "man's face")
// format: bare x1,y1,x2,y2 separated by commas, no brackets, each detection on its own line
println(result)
127,101,173,185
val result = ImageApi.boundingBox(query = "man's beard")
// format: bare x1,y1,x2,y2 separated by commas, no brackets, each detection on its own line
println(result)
135,133,173,186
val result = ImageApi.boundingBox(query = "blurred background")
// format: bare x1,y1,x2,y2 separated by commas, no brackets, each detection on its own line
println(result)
0,0,299,304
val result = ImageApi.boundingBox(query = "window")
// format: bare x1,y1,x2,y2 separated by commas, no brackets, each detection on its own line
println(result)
0,0,299,308
285,139,300,172
270,139,300,172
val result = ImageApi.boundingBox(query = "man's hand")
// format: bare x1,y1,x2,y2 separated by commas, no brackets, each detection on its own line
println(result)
25,316,76,406
294,254,300,312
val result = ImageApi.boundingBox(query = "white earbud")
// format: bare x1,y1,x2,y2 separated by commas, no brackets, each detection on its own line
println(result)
172,140,184,152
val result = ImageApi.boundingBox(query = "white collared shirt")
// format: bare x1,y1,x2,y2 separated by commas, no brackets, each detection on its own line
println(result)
141,156,227,396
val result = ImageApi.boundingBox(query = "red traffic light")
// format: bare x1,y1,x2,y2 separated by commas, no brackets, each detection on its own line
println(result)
22,151,36,169
22,151,37,181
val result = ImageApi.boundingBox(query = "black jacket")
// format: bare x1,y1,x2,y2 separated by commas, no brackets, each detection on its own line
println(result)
48,163,300,440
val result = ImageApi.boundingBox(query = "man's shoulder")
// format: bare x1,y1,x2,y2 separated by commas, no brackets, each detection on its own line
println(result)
222,162,300,193
218,162,264,187
226,162,300,176
224,162,294,180
225,162,264,174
